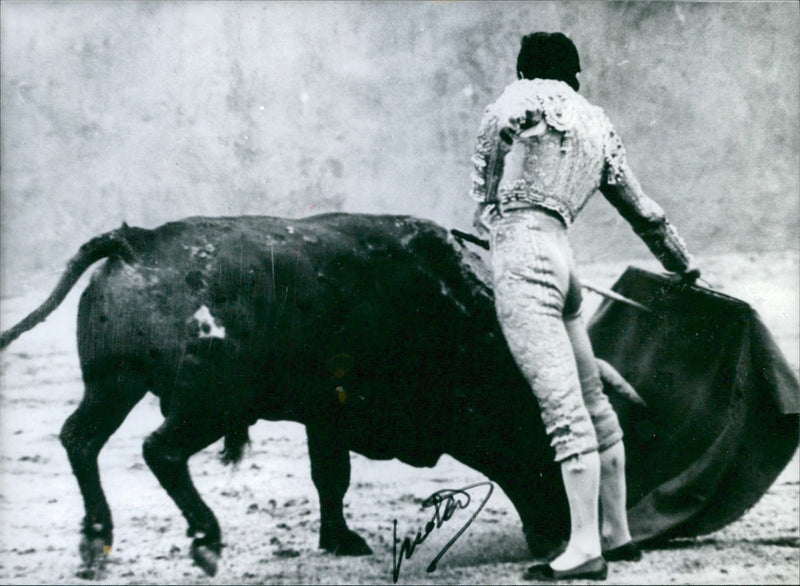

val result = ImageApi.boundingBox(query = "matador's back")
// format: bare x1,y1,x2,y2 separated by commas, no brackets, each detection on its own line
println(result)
471,78,627,225
470,78,691,273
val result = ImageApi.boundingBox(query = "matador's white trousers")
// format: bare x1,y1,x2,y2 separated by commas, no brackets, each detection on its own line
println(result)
488,208,624,462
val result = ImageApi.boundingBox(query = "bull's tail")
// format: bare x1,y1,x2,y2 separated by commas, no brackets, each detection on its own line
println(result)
0,226,137,350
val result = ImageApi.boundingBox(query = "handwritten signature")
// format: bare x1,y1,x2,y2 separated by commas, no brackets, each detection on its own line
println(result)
391,481,494,583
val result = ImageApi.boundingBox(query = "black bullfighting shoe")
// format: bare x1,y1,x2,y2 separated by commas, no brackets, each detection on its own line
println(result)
522,556,608,581
603,541,642,562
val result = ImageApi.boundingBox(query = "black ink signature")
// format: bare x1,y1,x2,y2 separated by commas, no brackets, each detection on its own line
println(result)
391,481,494,583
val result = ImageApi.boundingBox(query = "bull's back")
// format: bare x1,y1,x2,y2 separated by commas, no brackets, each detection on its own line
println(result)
75,213,494,410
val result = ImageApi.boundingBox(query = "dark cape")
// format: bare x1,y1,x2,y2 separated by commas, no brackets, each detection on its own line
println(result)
587,267,799,542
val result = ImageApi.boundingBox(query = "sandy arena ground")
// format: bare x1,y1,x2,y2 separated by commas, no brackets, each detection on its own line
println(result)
0,251,797,585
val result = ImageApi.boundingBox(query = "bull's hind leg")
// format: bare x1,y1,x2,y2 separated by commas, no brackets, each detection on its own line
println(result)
59,371,147,579
142,413,226,576
306,424,372,555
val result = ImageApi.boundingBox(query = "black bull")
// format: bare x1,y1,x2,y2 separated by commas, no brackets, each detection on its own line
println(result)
1,213,797,577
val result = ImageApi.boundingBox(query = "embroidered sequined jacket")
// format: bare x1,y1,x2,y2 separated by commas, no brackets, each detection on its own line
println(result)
471,79,692,272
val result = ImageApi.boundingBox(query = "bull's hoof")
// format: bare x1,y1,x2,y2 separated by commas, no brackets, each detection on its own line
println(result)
77,535,109,580
320,529,372,556
191,540,221,577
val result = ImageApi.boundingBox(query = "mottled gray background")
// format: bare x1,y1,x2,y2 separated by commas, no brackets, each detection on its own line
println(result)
1,1,798,296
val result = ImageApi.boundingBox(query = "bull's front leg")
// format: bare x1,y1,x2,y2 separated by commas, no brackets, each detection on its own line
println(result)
306,423,372,556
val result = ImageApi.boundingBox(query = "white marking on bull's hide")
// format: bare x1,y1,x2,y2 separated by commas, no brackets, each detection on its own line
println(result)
191,305,226,339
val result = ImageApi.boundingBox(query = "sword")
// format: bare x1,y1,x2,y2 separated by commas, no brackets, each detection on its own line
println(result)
451,229,490,250
450,229,652,313
580,281,652,313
